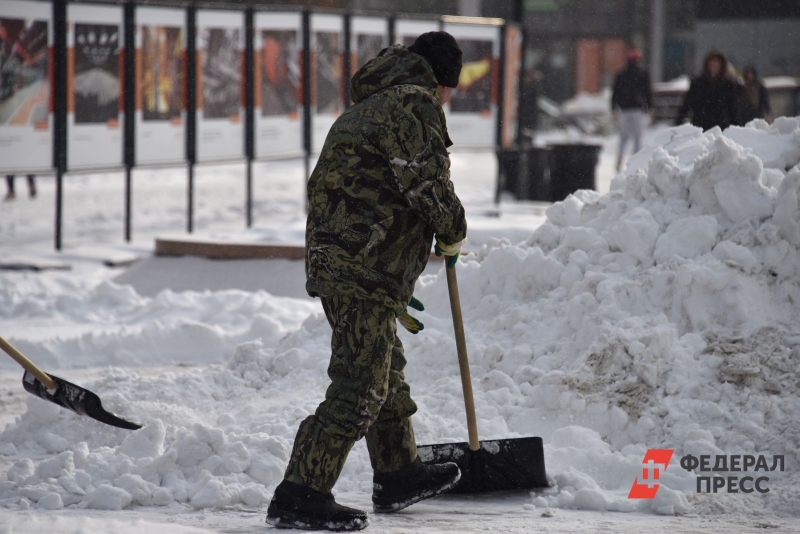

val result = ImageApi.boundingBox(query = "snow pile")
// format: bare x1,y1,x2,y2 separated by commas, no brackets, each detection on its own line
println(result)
562,87,612,116
0,275,317,369
2,120,800,518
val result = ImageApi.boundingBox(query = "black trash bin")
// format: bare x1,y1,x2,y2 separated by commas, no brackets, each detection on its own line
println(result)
496,146,551,202
548,143,602,202
496,148,521,201
518,147,551,201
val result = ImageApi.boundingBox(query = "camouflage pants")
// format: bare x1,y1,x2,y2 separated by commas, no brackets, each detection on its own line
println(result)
284,295,418,493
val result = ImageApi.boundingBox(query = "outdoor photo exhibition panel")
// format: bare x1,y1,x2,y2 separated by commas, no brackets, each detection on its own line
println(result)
350,16,388,76
254,11,303,160
196,9,244,163
443,23,499,149
135,6,185,166
502,24,522,148
66,3,123,170
394,18,439,48
0,0,52,173
310,13,344,154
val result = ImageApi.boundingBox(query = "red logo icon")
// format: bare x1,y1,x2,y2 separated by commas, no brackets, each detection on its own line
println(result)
628,449,674,499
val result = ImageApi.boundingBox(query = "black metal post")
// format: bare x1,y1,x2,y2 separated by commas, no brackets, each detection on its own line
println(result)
245,7,254,227
53,0,67,251
495,24,507,205
496,24,507,150
124,1,135,242
513,0,524,23
388,16,395,46
302,10,311,204
343,13,351,107
186,5,197,233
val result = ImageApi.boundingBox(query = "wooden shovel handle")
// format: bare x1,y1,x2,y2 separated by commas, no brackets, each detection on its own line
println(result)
445,265,480,452
0,336,57,390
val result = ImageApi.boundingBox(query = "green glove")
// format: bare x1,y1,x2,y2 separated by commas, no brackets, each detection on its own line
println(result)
397,296,425,334
434,237,465,269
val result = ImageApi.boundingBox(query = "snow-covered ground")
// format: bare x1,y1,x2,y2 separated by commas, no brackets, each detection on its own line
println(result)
2,121,800,533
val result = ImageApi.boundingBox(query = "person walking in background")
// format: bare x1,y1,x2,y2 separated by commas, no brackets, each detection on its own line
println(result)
611,48,652,171
4,175,36,201
739,66,771,124
676,50,740,131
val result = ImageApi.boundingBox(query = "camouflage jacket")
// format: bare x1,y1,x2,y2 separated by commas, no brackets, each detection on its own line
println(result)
305,45,467,314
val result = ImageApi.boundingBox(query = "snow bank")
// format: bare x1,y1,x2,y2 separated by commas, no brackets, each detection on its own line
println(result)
562,87,612,115
2,120,800,518
0,276,317,369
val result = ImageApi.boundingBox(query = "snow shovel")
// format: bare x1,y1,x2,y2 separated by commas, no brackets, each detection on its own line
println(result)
0,336,142,430
416,264,549,493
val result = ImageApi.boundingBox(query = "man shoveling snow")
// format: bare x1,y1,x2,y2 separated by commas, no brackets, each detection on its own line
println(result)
266,32,468,531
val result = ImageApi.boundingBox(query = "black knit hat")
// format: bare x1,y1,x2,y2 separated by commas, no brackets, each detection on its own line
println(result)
408,31,463,88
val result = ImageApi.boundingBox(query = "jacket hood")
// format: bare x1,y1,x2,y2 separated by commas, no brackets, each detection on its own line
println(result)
349,45,439,104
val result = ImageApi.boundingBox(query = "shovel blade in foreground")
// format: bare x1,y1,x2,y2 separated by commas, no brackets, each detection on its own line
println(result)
418,437,548,494
22,371,142,430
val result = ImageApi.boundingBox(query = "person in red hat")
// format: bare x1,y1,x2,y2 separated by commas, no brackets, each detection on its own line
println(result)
611,47,652,171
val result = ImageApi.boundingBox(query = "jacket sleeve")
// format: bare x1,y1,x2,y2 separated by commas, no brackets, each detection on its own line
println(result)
760,84,771,115
376,91,467,246
676,80,695,125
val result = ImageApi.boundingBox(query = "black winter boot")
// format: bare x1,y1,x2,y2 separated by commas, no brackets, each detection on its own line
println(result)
266,480,369,531
372,458,460,513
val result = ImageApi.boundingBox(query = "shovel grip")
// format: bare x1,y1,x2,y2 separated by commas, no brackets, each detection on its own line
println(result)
0,336,57,390
445,265,480,452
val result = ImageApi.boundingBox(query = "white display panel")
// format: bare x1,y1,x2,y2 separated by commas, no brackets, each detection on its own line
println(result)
350,16,388,75
67,4,123,170
394,19,439,48
196,10,244,163
135,6,185,166
310,14,344,154
0,0,52,173
254,11,303,160
442,23,500,149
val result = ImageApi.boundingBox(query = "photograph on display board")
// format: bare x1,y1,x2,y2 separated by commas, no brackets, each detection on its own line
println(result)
314,32,341,114
261,29,299,117
141,25,183,122
73,23,119,124
355,34,383,73
0,18,48,126
200,28,240,120
450,39,493,114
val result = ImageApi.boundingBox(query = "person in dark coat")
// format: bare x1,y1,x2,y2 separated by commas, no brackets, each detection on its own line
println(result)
612,48,652,170
739,66,771,124
676,50,740,131
676,50,740,130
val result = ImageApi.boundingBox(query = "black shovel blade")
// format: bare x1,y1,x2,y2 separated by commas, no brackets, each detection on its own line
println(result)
22,371,142,430
417,437,548,494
